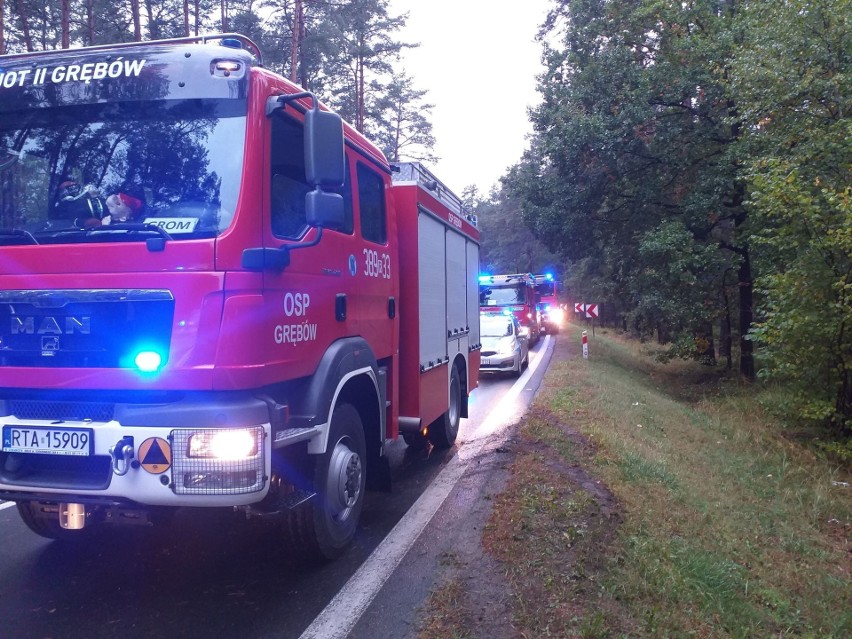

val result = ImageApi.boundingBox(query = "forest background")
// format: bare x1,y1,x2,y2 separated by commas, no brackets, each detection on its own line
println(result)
0,0,849,442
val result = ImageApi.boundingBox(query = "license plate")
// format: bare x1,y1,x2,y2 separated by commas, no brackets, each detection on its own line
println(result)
482,358,492,365
2,426,93,456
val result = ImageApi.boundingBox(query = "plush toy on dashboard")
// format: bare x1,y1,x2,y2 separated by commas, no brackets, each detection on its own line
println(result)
103,192,143,225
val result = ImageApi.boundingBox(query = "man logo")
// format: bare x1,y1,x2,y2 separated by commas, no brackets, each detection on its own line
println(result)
10,315,91,335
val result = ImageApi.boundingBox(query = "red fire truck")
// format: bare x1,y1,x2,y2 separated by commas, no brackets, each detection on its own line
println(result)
533,273,564,334
0,35,480,559
479,273,541,344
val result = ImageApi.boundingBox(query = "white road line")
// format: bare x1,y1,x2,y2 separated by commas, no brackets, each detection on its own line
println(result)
0,501,15,511
299,336,553,639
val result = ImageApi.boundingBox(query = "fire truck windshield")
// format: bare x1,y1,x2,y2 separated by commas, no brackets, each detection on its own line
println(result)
481,285,526,306
536,281,556,297
0,98,246,243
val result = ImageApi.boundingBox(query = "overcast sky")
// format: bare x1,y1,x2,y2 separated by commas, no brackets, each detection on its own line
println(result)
389,0,551,198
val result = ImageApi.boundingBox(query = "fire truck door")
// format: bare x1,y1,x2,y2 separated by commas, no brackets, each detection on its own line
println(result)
350,162,396,362
261,111,355,378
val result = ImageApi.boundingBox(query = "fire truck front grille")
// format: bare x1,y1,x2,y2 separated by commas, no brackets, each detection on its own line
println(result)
0,451,112,490
8,399,115,422
0,289,174,368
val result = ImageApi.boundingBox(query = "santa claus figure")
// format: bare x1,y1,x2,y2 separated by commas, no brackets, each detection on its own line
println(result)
104,193,143,224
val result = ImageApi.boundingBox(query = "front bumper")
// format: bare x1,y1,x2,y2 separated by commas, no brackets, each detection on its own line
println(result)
480,351,520,373
0,396,274,507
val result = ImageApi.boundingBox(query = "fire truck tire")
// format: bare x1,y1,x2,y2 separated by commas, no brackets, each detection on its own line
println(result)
16,501,92,540
428,366,461,449
304,402,366,560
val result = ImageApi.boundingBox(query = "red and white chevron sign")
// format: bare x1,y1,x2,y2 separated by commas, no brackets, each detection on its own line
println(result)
585,303,598,319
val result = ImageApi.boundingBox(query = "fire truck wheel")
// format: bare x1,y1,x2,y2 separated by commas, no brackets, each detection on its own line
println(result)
310,402,366,560
428,366,461,449
16,501,94,540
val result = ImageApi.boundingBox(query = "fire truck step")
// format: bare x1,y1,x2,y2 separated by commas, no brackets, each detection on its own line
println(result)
272,427,319,448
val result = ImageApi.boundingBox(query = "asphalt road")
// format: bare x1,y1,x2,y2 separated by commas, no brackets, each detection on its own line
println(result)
0,337,551,639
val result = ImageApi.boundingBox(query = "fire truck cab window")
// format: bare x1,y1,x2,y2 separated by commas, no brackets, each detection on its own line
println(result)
270,116,309,239
357,164,386,244
270,115,352,238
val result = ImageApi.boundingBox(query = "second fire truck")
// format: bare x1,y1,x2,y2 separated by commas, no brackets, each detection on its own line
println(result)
479,273,541,344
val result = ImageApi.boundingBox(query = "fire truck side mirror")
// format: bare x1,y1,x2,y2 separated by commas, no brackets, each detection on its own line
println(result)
304,108,345,188
305,189,344,229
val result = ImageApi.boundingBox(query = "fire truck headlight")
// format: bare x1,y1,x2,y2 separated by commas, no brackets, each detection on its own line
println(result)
551,308,565,324
188,429,259,460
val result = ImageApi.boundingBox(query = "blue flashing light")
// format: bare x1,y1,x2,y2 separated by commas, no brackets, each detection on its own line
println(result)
545,273,554,280
478,275,491,283
220,38,243,50
134,350,163,373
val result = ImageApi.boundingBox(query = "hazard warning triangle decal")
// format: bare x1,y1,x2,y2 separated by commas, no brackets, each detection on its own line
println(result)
138,437,171,474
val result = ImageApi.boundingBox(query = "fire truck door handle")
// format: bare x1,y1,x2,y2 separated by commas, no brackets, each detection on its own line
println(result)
335,294,347,321
388,297,396,318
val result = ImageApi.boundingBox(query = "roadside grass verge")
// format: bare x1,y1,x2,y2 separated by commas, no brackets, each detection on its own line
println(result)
482,324,850,638
417,572,474,639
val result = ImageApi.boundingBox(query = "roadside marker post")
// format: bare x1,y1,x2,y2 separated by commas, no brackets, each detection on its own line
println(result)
584,303,598,336
582,330,588,359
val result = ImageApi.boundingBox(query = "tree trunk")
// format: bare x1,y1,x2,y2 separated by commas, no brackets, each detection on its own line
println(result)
696,323,717,366
144,1,157,40
720,275,732,370
130,0,142,41
838,368,851,432
14,0,34,51
357,54,365,132
183,0,189,36
0,0,5,55
86,0,95,44
738,248,754,379
297,1,307,89
290,0,302,84
720,310,732,370
193,0,200,36
60,0,70,48
220,0,228,32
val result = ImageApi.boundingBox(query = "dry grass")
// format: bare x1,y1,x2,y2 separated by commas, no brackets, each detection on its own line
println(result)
417,575,475,639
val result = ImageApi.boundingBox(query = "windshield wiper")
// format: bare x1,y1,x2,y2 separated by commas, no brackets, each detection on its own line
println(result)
35,222,172,251
86,222,173,251
0,229,39,245
88,222,173,241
